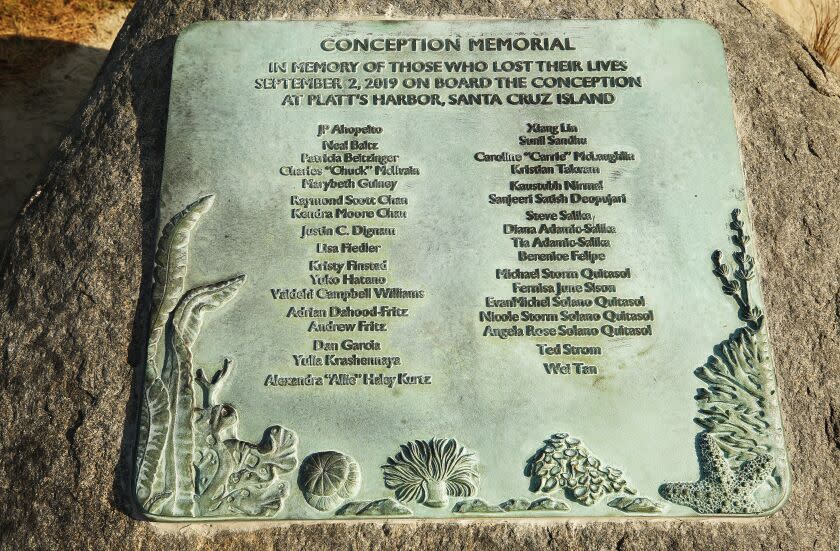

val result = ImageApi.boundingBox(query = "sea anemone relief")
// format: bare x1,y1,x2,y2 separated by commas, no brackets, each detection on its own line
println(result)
382,438,480,508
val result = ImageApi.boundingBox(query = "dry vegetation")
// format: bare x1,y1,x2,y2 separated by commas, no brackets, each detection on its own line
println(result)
809,0,840,66
0,0,133,81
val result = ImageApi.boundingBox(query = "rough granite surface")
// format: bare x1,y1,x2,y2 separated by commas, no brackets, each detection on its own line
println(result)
0,0,839,549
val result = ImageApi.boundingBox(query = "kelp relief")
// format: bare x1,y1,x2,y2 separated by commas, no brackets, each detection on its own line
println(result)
135,196,298,518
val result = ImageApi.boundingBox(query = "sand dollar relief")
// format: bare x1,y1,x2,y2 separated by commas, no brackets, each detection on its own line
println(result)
298,451,362,511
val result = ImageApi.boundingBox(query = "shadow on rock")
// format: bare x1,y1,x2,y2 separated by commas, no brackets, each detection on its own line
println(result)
112,34,177,520
0,37,110,256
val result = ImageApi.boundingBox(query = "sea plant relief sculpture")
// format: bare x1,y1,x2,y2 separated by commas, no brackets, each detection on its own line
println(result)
134,195,298,518
525,432,635,506
659,209,787,514
382,438,480,508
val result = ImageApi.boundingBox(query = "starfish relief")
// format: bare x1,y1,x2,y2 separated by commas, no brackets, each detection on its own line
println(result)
660,433,775,514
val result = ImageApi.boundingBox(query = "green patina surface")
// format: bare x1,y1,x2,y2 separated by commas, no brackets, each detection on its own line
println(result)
133,20,789,521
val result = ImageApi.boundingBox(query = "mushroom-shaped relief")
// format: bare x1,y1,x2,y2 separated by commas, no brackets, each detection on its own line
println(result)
382,438,479,508
452,498,503,514
526,433,634,506
336,498,412,517
499,498,531,512
608,496,664,514
298,451,361,511
528,496,570,511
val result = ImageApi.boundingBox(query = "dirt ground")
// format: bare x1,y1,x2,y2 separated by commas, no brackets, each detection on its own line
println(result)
767,0,814,35
0,1,835,252
0,8,129,250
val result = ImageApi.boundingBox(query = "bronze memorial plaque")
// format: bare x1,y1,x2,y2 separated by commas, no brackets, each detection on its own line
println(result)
134,20,789,521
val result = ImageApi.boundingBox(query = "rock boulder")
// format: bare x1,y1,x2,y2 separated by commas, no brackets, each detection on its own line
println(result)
1,0,839,549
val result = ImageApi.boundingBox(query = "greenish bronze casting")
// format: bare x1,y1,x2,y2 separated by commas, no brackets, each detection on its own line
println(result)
659,210,788,514
134,20,789,521
136,196,299,517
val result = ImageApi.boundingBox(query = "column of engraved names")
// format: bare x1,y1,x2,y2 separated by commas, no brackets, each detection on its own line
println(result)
477,121,655,375
268,123,430,389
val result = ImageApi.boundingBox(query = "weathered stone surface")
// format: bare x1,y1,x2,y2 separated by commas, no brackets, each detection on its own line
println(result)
0,0,838,549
